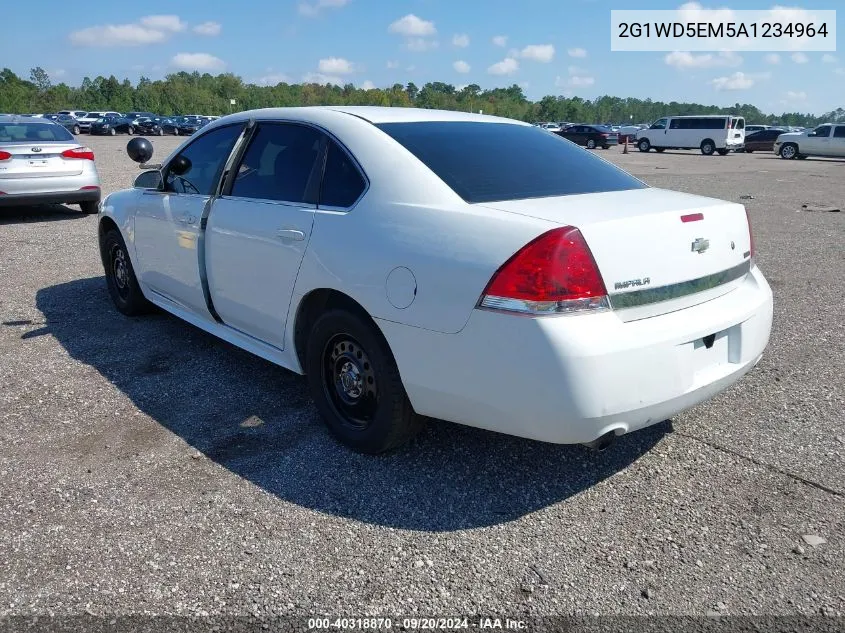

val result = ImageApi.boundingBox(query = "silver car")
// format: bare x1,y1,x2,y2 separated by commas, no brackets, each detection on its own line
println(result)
0,116,101,213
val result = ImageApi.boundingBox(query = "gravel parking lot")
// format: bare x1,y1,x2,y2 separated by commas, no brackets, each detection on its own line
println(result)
0,134,843,621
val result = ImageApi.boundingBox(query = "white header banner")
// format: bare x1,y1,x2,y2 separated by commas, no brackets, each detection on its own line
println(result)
611,9,837,52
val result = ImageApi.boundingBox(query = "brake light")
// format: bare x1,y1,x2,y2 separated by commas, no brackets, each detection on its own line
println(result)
745,207,755,262
600,133,609,138
0,151,11,161
478,226,609,315
61,147,95,160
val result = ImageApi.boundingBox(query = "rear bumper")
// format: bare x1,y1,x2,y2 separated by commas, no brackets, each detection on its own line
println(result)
378,266,773,445
0,189,100,207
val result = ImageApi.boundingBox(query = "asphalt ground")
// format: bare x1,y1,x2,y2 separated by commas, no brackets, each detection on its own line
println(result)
0,134,843,622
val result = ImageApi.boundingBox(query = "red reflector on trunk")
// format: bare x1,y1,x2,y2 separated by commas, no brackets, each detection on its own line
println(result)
681,213,704,223
0,151,11,161
79,185,100,190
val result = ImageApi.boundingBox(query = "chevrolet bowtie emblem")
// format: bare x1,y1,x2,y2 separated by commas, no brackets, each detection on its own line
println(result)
691,238,710,254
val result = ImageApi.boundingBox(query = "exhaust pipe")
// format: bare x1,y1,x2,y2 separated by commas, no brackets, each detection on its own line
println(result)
582,431,617,452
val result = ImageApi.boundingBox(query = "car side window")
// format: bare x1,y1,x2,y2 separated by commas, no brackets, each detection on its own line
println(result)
811,125,832,137
164,124,244,196
833,126,845,138
230,123,326,204
650,118,667,130
320,140,366,208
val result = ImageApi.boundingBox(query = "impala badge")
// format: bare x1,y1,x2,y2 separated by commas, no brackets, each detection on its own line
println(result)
691,238,710,254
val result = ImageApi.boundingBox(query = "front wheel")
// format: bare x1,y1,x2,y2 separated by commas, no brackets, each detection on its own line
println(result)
655,148,666,153
700,139,715,155
305,309,421,454
586,139,596,149
638,138,651,152
780,143,798,159
127,126,134,135
79,200,99,214
745,149,753,153
157,128,164,136
109,128,116,136
100,229,152,316
73,125,80,135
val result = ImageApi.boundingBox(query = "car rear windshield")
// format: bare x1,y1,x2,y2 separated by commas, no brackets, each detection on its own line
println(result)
375,121,646,203
0,123,74,142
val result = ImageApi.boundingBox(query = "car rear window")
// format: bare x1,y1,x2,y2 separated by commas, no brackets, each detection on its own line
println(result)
0,123,74,142
375,121,646,203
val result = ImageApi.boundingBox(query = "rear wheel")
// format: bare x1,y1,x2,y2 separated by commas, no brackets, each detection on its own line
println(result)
79,200,99,214
100,229,152,316
109,128,116,136
655,148,666,153
638,138,651,152
780,143,798,159
305,309,421,454
586,139,597,149
700,139,715,155
127,126,134,135
745,149,753,153
158,128,164,136
717,148,729,156
72,125,80,135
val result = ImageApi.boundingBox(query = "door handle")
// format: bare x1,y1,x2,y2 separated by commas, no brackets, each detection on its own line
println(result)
276,228,306,241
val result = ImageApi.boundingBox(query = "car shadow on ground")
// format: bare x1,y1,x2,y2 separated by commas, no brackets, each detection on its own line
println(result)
28,276,671,531
0,204,87,224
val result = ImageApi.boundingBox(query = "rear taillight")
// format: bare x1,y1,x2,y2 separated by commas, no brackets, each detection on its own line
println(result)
600,133,609,138
0,151,11,161
478,226,609,315
62,147,95,160
745,207,755,262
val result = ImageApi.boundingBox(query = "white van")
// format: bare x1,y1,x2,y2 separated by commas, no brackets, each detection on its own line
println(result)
635,115,745,155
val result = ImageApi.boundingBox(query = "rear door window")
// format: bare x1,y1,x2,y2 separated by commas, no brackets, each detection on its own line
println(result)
319,140,367,209
833,126,845,138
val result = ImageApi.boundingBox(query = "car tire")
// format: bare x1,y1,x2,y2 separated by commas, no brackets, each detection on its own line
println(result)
655,148,665,153
175,129,180,135
586,139,597,149
745,149,753,153
79,200,99,214
700,139,715,155
780,143,798,159
158,128,164,136
305,308,421,454
109,128,116,136
717,148,729,156
127,126,134,135
73,125,80,135
100,228,152,317
638,138,651,152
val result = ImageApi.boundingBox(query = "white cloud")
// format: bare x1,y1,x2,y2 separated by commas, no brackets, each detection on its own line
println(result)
567,47,587,58
388,14,436,37
492,35,508,47
302,72,344,86
452,33,470,48
568,65,588,76
386,60,399,69
764,53,781,64
791,52,809,64
193,21,221,36
406,38,439,52
171,52,225,71
299,0,349,17
518,44,555,63
710,71,754,91
318,57,355,74
785,90,807,101
254,73,290,85
568,75,595,87
488,57,519,75
664,50,742,69
139,15,186,32
453,60,471,73
821,53,837,64
835,68,845,75
361,80,376,90
69,23,167,47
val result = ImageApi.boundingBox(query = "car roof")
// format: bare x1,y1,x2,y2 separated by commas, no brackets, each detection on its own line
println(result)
0,115,58,123
220,106,528,126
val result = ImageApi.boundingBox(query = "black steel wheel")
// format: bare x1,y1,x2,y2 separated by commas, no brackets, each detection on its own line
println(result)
100,228,152,316
306,308,421,453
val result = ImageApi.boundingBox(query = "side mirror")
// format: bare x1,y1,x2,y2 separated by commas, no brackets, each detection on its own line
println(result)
134,170,162,190
169,154,192,176
127,137,153,163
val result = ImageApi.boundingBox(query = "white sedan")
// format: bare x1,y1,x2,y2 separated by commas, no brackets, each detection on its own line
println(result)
99,106,773,454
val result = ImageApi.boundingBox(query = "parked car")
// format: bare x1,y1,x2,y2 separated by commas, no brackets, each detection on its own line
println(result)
0,115,100,213
636,115,745,155
123,112,156,126
58,110,88,119
100,107,773,454
77,111,122,133
173,116,204,135
618,125,645,144
744,124,769,134
89,115,134,135
555,124,618,149
55,114,82,135
737,128,785,153
135,117,169,136
774,123,845,159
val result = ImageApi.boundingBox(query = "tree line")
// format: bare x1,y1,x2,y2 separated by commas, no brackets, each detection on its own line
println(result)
3,67,842,128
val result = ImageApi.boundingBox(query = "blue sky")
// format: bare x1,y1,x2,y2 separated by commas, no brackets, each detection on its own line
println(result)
3,0,842,114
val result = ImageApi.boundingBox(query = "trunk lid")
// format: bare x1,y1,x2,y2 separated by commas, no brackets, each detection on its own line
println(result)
479,187,753,319
0,142,86,178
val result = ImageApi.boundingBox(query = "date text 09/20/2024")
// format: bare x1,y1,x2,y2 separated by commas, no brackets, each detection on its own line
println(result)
307,617,528,629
